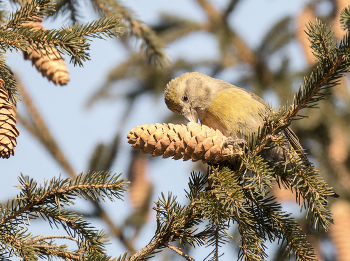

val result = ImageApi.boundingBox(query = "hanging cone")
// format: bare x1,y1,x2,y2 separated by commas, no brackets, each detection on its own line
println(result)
127,151,152,214
127,122,242,163
22,21,70,86
330,200,350,261
296,6,317,65
272,181,295,202
0,80,19,158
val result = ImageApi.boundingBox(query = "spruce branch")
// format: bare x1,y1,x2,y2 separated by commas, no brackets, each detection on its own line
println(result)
0,30,28,52
244,194,316,261
224,0,241,18
153,14,203,44
276,19,350,127
10,14,122,66
16,81,135,252
90,0,169,67
204,167,267,261
276,140,333,230
0,53,19,104
340,5,350,30
3,0,54,30
46,0,81,23
0,172,127,260
1,171,127,225
0,0,123,67
129,173,207,261
166,243,194,261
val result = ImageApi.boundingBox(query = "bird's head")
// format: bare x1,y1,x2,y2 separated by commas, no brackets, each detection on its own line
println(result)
164,72,213,123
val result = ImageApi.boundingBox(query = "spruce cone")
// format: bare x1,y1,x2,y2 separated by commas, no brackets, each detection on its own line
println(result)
127,152,152,213
0,80,19,158
127,122,242,164
330,201,350,261
296,6,316,65
23,21,70,86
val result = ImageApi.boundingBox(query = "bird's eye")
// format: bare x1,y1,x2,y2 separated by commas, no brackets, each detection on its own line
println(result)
183,95,188,102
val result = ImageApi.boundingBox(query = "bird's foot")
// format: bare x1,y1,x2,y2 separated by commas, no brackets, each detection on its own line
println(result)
223,137,247,151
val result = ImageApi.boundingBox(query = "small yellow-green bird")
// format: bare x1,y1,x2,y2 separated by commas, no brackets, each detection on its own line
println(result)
164,72,340,198
164,71,302,163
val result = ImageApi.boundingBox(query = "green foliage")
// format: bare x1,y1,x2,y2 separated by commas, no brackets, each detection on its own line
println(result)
0,52,18,103
4,1,350,261
87,3,349,261
4,0,54,29
0,0,122,104
120,6,350,260
340,5,350,31
90,0,169,67
0,171,127,260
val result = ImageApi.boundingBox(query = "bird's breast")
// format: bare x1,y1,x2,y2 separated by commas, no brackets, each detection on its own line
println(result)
199,88,267,139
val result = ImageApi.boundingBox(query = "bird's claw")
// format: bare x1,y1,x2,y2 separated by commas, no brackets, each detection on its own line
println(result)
223,137,247,150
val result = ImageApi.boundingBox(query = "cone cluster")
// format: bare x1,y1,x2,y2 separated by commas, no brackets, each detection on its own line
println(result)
127,122,242,163
23,21,70,86
0,81,19,158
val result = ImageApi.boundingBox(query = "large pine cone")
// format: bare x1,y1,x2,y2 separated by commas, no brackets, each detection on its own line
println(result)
127,122,242,163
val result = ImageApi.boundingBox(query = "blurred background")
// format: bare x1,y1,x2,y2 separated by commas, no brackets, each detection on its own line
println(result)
2,0,350,260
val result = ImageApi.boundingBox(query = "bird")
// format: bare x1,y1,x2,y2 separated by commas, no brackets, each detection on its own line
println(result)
164,72,339,198
164,72,304,163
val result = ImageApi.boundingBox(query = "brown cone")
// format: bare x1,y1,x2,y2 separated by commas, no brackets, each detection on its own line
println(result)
23,21,70,86
0,80,19,158
127,152,152,213
127,122,242,164
330,200,350,261
296,6,317,65
272,181,295,202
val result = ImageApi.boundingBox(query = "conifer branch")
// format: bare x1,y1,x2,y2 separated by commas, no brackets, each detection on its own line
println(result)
28,235,80,244
245,194,316,261
0,30,28,52
10,14,122,66
153,14,203,44
16,80,76,177
224,0,241,18
1,172,127,225
130,175,207,261
3,0,53,30
277,140,333,230
16,81,135,252
46,0,81,23
91,0,169,67
0,172,127,259
166,243,194,261
206,167,266,261
0,53,19,104
277,20,350,127
340,6,350,30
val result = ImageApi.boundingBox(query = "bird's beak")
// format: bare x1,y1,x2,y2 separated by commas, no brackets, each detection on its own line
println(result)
182,107,198,123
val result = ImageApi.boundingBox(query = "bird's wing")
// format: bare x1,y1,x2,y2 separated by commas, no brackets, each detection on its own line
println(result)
284,127,308,161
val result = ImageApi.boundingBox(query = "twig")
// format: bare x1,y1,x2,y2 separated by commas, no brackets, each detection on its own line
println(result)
28,235,79,244
195,0,257,65
166,243,194,261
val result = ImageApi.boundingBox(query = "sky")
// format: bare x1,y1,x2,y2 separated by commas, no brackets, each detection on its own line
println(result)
1,0,311,260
